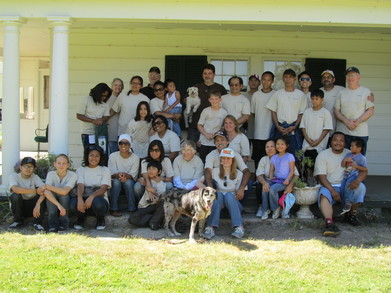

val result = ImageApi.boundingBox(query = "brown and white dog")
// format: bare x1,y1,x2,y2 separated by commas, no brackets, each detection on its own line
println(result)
160,187,217,243
184,87,201,128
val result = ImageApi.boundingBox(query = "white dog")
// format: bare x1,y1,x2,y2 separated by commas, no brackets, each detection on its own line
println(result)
184,87,201,128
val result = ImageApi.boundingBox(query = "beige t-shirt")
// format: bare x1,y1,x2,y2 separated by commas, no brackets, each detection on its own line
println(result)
149,130,180,156
266,89,307,124
334,86,374,136
228,133,250,157
45,170,78,193
149,97,165,115
314,148,349,185
212,168,243,193
300,107,333,153
204,149,248,172
111,92,149,135
141,157,174,178
106,94,120,141
221,94,251,124
126,119,152,159
138,179,166,209
76,166,112,201
8,173,44,200
108,152,140,180
77,96,110,134
321,85,344,130
198,107,228,146
173,155,204,185
251,90,275,140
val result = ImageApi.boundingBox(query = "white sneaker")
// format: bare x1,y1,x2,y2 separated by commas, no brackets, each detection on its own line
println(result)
73,224,83,230
256,207,263,218
282,212,290,219
232,226,245,239
33,224,45,232
272,207,281,219
9,221,22,229
203,226,215,240
261,210,270,220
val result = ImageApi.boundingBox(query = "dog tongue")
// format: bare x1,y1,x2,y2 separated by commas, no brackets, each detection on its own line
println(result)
206,203,212,209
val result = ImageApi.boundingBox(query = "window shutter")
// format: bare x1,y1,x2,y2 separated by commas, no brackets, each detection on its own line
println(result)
305,58,347,91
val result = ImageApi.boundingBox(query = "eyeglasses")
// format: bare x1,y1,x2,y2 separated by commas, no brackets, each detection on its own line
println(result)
150,148,161,153
118,141,130,146
153,121,163,126
223,176,228,187
299,77,311,82
154,88,164,92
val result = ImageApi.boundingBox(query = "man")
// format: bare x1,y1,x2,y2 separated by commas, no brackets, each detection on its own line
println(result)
266,69,307,154
188,64,227,143
334,67,374,155
243,74,261,142
140,66,161,100
314,132,367,236
298,71,313,108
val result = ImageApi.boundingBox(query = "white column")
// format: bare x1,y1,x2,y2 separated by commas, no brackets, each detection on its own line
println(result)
1,17,26,186
47,17,71,155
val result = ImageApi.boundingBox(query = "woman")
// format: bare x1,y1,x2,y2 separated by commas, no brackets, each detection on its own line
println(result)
76,83,112,150
149,81,181,124
134,140,174,200
203,148,245,240
172,140,204,190
70,146,111,230
223,115,250,163
149,115,180,161
107,78,124,154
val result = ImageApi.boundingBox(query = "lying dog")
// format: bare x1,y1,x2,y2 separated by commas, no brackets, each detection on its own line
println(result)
160,187,217,243
184,87,201,128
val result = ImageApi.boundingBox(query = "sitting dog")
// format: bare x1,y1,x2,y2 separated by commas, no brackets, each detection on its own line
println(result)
184,87,201,128
160,187,217,243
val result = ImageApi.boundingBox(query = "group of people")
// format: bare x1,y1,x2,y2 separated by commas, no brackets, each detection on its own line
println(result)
8,63,374,238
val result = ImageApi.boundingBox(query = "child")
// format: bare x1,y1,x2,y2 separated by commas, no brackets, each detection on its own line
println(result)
8,157,45,231
197,90,228,162
42,154,77,232
163,79,182,138
128,161,167,230
126,101,152,159
269,136,295,219
300,89,333,163
340,137,368,213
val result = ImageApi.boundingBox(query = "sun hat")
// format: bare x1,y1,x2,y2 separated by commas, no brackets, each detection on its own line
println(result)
220,148,235,158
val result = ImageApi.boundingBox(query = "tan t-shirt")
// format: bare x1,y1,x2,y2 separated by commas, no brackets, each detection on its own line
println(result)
149,97,165,115
77,96,110,134
76,166,112,201
228,133,250,157
8,173,44,200
106,94,120,141
221,94,251,124
314,148,349,185
45,170,78,194
251,90,275,140
141,157,174,178
138,179,166,209
204,149,248,172
149,130,180,156
198,107,228,146
173,155,204,185
320,85,344,131
212,168,243,193
108,151,140,180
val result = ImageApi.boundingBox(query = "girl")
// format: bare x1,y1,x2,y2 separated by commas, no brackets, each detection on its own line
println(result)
107,78,124,154
70,146,111,230
163,79,182,138
268,136,295,219
203,148,245,240
126,101,152,159
42,154,77,232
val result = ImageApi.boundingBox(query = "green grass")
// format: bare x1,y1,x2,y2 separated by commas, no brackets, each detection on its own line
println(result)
0,233,390,292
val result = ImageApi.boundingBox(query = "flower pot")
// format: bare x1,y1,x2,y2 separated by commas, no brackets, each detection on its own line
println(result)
293,185,320,219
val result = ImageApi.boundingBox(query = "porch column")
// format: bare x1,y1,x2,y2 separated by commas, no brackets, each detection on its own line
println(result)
0,17,26,186
47,17,71,155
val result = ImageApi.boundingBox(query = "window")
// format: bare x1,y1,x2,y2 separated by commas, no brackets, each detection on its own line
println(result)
19,86,35,119
264,60,303,90
211,59,248,91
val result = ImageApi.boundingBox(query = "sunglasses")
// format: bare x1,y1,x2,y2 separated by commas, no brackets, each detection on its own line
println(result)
150,148,161,153
154,88,164,92
118,141,130,146
153,121,163,126
299,77,311,82
223,176,228,187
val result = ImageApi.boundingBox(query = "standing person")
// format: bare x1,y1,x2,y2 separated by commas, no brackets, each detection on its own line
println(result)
221,76,251,128
298,71,313,108
315,132,367,236
243,74,261,143
107,78,124,154
76,83,112,150
108,134,140,217
266,69,307,155
163,79,183,138
126,101,152,159
188,64,227,143
8,157,45,231
222,115,250,163
334,67,374,155
140,66,161,100
111,76,149,137
197,89,227,162
70,146,111,230
251,71,275,169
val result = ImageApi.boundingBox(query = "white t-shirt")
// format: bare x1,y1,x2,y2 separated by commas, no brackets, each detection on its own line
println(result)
212,168,243,193
138,179,166,209
221,94,251,124
334,86,374,136
266,89,307,124
204,149,248,172
173,155,204,185
321,85,344,131
106,94,120,141
8,173,44,200
314,148,350,185
141,157,174,178
149,130,180,156
45,170,78,194
126,119,151,158
77,96,110,134
149,97,165,116
251,90,275,140
198,107,228,146
300,107,333,153
111,92,149,135
228,133,250,157
76,166,112,201
108,151,140,180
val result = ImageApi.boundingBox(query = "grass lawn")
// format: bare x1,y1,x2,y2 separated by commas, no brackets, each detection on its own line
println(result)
0,233,390,292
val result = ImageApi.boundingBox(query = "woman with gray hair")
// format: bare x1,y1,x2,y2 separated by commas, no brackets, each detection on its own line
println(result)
172,140,204,190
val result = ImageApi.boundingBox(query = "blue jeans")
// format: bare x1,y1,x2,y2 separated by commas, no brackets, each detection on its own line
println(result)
110,179,137,212
340,175,358,204
269,183,286,211
134,181,173,199
47,194,70,229
207,191,243,228
167,106,182,137
69,196,109,219
318,185,366,207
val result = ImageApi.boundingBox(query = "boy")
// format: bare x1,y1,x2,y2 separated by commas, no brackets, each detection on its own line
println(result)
8,157,46,231
340,137,368,213
300,89,333,163
197,90,228,162
128,161,166,230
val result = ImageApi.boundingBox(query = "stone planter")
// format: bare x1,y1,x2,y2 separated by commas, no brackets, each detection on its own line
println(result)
293,185,320,219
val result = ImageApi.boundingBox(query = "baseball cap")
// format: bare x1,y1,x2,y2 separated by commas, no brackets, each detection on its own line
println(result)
345,67,360,75
219,148,235,158
213,130,228,140
249,74,260,81
118,134,132,144
21,157,36,167
149,66,161,74
321,70,335,77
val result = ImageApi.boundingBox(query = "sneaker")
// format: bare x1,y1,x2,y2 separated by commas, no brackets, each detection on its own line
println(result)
58,226,67,232
110,210,122,217
256,207,263,218
9,221,22,229
272,207,281,219
96,217,106,230
203,226,215,240
231,226,245,239
73,216,85,230
33,224,45,232
261,210,270,220
282,212,290,219
323,223,341,237
48,228,58,233
344,213,362,227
